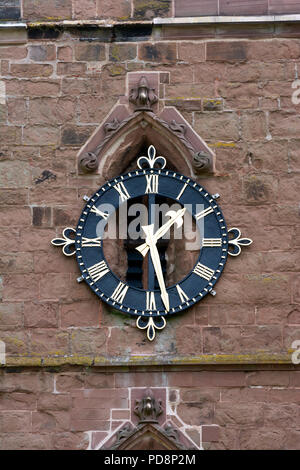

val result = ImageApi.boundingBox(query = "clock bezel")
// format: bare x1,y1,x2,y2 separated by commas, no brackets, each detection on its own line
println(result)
75,168,229,318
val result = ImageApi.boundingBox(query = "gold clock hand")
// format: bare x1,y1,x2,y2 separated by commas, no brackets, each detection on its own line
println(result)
141,224,170,312
154,207,186,241
136,208,186,257
149,243,170,311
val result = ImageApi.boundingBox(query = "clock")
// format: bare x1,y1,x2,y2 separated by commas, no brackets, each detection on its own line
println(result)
51,145,252,340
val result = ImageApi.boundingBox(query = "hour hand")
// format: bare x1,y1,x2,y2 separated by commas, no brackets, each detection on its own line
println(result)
136,208,186,257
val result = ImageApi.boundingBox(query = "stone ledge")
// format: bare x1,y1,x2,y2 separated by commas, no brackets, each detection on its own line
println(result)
1,14,300,29
154,14,300,24
0,352,294,368
0,22,26,28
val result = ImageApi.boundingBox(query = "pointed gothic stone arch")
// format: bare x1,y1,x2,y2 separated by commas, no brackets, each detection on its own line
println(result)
77,74,215,179
104,422,191,451
100,392,197,451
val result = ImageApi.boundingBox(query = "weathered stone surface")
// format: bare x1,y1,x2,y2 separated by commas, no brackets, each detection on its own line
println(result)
0,0,21,20
194,111,240,141
74,44,106,62
175,0,218,16
207,41,247,62
97,0,131,18
134,0,171,19
73,0,97,19
24,302,59,328
219,0,268,15
23,0,72,19
240,427,286,450
139,43,177,62
70,328,107,355
109,44,137,62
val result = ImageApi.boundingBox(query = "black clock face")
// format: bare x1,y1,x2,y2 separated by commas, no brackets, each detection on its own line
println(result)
74,168,229,318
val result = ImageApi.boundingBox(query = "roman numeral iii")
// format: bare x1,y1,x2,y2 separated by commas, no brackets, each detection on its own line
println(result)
114,182,130,202
145,175,159,194
111,282,129,304
88,260,109,281
193,263,215,281
202,238,222,247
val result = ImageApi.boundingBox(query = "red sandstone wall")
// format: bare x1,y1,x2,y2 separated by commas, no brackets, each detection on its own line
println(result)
3,1,300,21
0,0,300,451
0,368,299,450
0,34,299,359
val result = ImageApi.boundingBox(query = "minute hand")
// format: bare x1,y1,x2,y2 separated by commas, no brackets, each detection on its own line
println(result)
142,225,170,312
136,208,186,257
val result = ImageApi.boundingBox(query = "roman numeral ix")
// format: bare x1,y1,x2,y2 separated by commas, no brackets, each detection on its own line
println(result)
82,237,102,247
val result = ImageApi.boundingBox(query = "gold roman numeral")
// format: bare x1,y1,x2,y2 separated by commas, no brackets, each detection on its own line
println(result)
90,205,109,220
176,183,187,200
202,238,222,247
193,263,215,281
146,291,157,311
176,284,189,303
111,282,129,303
145,175,159,194
113,182,130,202
88,260,109,281
195,207,214,221
82,237,102,247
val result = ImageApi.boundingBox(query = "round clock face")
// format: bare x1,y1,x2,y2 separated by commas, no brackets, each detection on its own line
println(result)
74,168,229,318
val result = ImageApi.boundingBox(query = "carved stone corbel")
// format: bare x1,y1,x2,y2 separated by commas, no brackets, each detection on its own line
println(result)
129,75,158,111
104,118,120,134
79,151,98,173
163,423,187,450
193,151,212,173
134,394,163,424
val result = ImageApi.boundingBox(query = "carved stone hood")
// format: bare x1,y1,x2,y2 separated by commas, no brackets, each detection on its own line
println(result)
76,71,215,179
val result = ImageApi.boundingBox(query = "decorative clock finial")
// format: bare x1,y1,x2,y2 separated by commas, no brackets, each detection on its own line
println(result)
136,316,167,342
51,228,76,257
137,145,166,170
228,228,253,256
129,75,158,111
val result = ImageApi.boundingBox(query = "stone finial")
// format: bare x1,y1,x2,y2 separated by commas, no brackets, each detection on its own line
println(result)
134,392,163,424
129,75,158,111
